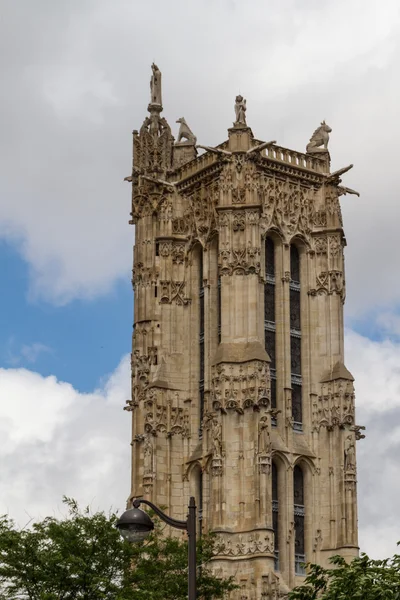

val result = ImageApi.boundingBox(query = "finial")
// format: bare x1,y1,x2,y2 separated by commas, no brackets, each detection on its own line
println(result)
149,63,162,110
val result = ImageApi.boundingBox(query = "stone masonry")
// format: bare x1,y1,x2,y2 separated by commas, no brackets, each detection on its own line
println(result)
124,65,364,598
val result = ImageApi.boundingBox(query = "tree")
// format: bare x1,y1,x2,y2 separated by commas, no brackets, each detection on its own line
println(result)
0,497,237,600
289,550,400,600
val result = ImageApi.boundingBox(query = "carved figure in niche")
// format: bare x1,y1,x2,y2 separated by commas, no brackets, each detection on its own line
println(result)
306,121,332,153
143,434,153,475
344,434,356,472
211,418,222,457
234,95,247,125
258,416,271,454
176,117,197,144
150,63,162,105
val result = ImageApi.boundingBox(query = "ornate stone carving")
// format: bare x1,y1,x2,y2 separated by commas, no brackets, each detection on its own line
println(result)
131,191,168,222
350,424,366,440
211,361,270,413
258,416,272,474
306,121,332,154
261,572,280,600
314,236,327,254
159,280,190,305
131,263,158,288
233,211,246,231
176,117,196,144
326,186,343,227
260,176,315,241
232,186,246,204
218,242,261,276
328,235,341,258
187,184,218,246
312,269,344,298
258,416,272,454
150,63,162,106
313,379,355,431
344,434,356,473
172,217,189,234
143,433,154,476
211,417,223,457
171,242,185,264
234,95,247,126
215,531,274,557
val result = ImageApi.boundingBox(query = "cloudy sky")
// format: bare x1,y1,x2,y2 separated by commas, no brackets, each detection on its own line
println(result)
1,0,400,560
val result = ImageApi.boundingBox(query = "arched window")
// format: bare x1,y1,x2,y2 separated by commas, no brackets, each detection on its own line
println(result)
199,248,205,436
290,245,302,430
264,238,277,418
294,465,305,575
272,462,279,570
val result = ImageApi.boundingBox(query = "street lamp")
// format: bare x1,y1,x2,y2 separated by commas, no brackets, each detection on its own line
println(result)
116,496,197,600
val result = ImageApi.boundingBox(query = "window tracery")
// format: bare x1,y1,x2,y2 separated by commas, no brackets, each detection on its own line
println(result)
290,245,302,430
264,238,277,412
199,248,205,435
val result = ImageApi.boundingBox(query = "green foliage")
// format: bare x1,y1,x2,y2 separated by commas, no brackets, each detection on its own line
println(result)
289,549,400,600
0,497,236,600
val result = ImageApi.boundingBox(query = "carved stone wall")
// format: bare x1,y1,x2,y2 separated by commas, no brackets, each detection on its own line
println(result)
127,76,361,597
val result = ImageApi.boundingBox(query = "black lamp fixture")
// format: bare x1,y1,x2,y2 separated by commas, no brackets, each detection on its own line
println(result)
116,496,197,600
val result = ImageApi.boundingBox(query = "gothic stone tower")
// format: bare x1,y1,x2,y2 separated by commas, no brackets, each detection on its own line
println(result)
124,66,364,598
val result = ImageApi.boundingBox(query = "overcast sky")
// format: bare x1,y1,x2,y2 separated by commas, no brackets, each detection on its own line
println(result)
1,0,400,561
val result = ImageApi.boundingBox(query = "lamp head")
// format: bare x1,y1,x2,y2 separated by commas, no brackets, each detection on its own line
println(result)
116,505,154,544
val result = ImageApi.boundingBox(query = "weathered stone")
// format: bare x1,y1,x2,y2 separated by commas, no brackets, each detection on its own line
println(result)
125,65,362,598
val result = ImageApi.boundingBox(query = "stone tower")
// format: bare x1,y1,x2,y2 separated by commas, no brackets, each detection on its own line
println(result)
125,66,363,597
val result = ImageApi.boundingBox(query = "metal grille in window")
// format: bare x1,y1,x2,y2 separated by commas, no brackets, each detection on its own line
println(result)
272,463,279,569
294,466,305,572
200,341,204,382
271,377,277,413
200,292,204,334
295,554,306,576
290,335,301,375
293,466,304,504
290,289,301,331
272,462,278,501
218,276,221,343
199,387,204,437
265,238,275,278
290,245,300,284
265,283,275,322
199,249,205,436
292,384,302,428
265,329,276,369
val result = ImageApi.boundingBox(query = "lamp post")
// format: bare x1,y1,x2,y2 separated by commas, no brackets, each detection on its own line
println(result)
116,496,197,600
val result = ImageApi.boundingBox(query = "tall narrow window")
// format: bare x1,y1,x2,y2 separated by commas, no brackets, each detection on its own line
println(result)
264,238,277,420
290,245,302,431
294,465,305,575
199,249,205,436
272,462,279,570
217,275,221,343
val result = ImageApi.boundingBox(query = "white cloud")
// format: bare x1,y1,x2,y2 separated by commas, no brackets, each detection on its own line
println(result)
4,338,52,366
0,355,131,524
1,332,400,559
345,329,400,558
0,0,399,309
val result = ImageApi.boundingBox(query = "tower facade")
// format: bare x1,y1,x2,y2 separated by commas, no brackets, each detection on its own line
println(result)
125,66,363,598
